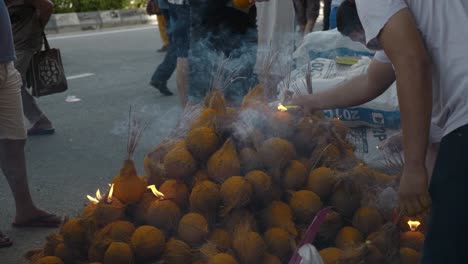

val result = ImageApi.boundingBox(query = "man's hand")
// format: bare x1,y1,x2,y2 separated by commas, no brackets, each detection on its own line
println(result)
399,165,431,216
31,0,54,28
289,94,319,114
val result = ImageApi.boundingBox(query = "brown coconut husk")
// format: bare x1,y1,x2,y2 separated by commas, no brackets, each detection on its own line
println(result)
335,227,364,250
288,190,322,224
330,177,362,218
306,167,337,200
163,239,193,264
222,208,258,234
178,213,210,247
261,201,297,237
189,180,221,219
163,141,198,182
191,170,210,188
316,210,344,247
220,176,253,216
400,231,425,251
145,199,182,233
258,137,296,181
60,218,88,249
232,224,267,264
133,191,157,225
96,221,135,243
292,116,322,155
145,140,180,186
400,247,420,264
208,253,239,264
88,238,112,263
283,160,308,190
262,253,281,264
245,170,273,206
160,179,190,210
42,234,63,256
352,207,384,237
319,247,344,264
264,227,294,261
103,242,134,264
54,242,81,264
208,229,232,252
185,126,221,162
239,147,263,174
207,138,241,183
269,111,294,139
366,223,400,262
130,225,166,262
92,197,126,228
35,256,64,264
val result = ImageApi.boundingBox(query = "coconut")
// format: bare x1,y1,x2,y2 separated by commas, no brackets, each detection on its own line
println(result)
208,253,238,264
220,176,253,216
400,247,420,264
207,138,241,183
103,242,134,264
160,179,190,209
35,256,64,264
269,111,294,139
261,201,297,237
331,118,349,139
239,147,263,174
145,199,182,233
190,108,218,130
319,248,344,264
205,90,226,113
192,170,210,188
163,239,193,264
60,218,87,248
93,198,125,228
164,141,197,181
131,225,166,261
145,140,180,186
283,160,308,190
288,190,322,224
88,238,112,262
259,138,296,181
241,83,264,109
352,207,384,237
43,234,63,256
316,210,343,245
364,244,385,264
82,203,97,217
292,116,321,155
222,209,258,234
189,180,221,216
330,178,362,218
208,229,231,251
133,192,157,225
178,213,209,247
400,231,425,251
186,126,221,162
233,229,266,264
306,167,336,199
264,227,292,260
54,242,79,264
96,221,135,243
112,159,147,204
335,227,364,250
262,253,281,264
245,170,273,206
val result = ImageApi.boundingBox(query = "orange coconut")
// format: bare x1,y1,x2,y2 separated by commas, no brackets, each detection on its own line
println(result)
335,227,364,250
319,248,344,264
103,242,134,264
284,160,308,190
207,138,241,183
112,159,147,204
131,225,166,261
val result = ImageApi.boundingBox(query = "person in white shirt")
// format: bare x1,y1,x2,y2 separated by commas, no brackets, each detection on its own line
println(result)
293,1,468,262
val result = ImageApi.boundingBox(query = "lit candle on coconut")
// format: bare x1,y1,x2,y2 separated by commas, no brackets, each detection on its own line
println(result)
400,220,425,252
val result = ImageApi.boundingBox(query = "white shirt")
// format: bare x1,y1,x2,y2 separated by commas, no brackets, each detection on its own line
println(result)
331,0,344,8
356,0,468,142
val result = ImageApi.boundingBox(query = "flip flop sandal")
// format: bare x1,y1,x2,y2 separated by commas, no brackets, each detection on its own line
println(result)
0,233,13,248
27,127,55,136
12,214,62,228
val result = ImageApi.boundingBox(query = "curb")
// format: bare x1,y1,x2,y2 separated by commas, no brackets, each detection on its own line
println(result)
45,8,157,34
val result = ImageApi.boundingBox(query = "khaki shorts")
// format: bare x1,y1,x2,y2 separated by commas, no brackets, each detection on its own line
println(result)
0,62,27,140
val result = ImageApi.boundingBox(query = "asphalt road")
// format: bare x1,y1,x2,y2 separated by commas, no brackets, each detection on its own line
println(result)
0,24,182,264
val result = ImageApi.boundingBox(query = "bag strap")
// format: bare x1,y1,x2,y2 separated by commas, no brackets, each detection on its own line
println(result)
42,32,51,51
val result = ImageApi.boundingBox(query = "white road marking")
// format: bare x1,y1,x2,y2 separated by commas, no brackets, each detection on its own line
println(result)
66,73,95,80
48,25,156,41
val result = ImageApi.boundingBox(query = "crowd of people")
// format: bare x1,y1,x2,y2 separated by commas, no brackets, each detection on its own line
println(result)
1,0,468,263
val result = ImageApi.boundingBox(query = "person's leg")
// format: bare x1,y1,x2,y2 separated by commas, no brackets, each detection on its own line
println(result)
292,0,307,34
421,125,468,263
322,0,332,30
329,6,338,30
0,63,60,228
304,0,320,34
156,12,170,51
14,50,53,135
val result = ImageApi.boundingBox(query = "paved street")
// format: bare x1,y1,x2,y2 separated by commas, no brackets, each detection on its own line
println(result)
0,24,182,263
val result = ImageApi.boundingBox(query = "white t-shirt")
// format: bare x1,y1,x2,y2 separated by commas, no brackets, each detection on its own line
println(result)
356,0,468,142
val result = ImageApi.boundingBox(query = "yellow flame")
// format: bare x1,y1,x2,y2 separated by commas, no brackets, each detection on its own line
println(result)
278,103,288,112
107,184,114,203
407,220,421,232
147,185,165,199
87,188,102,205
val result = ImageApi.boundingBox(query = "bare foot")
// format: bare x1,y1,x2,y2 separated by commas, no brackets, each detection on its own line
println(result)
13,208,62,228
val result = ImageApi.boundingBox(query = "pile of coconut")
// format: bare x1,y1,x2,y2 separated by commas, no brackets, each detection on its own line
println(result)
26,87,426,264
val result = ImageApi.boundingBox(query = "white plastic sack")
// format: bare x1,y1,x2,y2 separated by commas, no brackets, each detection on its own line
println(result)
293,29,375,66
278,57,400,128
297,244,324,264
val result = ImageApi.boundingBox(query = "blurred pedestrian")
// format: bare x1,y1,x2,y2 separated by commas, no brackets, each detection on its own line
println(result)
322,0,332,30
1,0,61,249
6,0,55,136
156,0,170,52
328,0,344,29
292,0,320,35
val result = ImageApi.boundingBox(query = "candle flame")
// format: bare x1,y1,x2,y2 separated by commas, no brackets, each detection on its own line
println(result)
407,220,421,231
278,103,288,112
147,185,165,199
107,184,114,203
87,188,102,205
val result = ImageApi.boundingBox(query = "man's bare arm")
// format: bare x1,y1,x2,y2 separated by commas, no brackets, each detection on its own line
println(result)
26,0,54,28
291,58,395,111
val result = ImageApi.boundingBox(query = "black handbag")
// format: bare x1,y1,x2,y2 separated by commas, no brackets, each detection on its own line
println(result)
28,33,68,97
